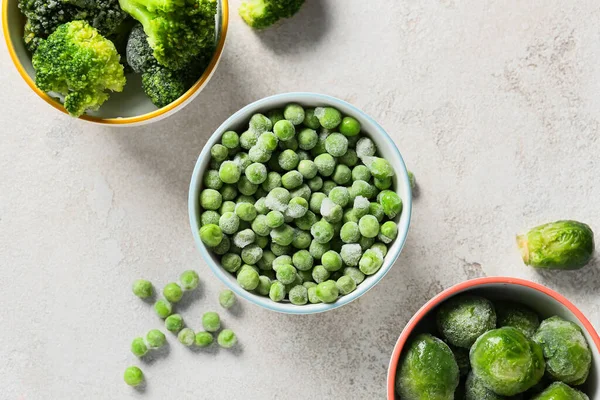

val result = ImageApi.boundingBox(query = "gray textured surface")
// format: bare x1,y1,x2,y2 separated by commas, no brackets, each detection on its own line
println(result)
1,0,599,398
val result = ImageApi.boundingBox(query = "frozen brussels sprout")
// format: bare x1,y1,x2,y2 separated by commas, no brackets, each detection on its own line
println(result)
465,371,516,400
396,334,459,400
516,220,594,270
532,316,592,385
496,301,540,338
436,295,496,348
470,327,545,396
449,345,470,377
532,382,589,400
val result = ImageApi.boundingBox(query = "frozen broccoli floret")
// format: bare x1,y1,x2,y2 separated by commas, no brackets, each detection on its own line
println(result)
532,382,589,400
239,0,304,29
395,334,459,400
470,327,545,396
517,220,594,270
32,20,126,117
496,301,540,338
436,295,496,348
532,316,592,385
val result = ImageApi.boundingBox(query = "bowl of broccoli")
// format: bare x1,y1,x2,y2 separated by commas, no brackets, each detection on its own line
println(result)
387,277,600,399
3,0,228,124
188,92,413,314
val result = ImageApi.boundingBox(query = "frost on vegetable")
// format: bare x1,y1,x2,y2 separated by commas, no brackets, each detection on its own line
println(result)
532,382,589,400
436,295,496,348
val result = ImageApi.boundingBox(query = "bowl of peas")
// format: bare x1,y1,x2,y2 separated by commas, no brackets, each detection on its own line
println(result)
189,92,412,314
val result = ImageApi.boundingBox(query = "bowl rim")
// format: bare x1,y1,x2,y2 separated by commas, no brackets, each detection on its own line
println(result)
386,276,600,399
2,0,229,125
188,92,413,315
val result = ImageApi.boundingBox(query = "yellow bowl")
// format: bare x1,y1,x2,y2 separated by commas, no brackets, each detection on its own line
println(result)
2,0,229,125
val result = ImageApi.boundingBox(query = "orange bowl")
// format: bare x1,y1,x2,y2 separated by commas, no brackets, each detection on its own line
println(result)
387,277,600,399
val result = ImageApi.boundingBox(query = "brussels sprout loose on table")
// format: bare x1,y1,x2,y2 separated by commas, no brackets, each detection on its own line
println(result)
517,220,595,270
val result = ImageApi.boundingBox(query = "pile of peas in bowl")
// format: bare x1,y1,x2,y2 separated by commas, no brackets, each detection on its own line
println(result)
191,94,410,310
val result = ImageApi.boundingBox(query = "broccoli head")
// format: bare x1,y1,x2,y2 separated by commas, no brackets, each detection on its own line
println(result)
32,21,126,117
19,0,129,52
118,0,217,70
239,0,304,29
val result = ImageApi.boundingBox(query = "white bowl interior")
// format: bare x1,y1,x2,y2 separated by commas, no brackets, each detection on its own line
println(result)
189,92,412,314
4,0,225,120
408,283,599,397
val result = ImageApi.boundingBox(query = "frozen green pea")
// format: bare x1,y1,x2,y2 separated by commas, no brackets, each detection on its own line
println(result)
303,281,317,289
202,311,221,332
338,148,358,167
309,192,327,214
312,264,331,283
309,240,330,259
340,222,360,243
332,164,352,185
298,160,318,179
238,176,258,196
222,130,239,149
297,269,313,283
311,219,335,244
132,279,153,299
255,275,272,295
267,109,285,125
210,159,222,170
359,236,375,250
292,250,314,271
316,280,339,303
233,228,255,248
237,266,260,290
343,266,365,285
251,214,270,236
322,180,337,195
241,244,263,265
363,156,394,179
248,145,271,163
359,215,380,238
378,190,403,218
214,235,231,255
219,289,236,309
221,184,238,201
235,202,257,222
356,137,376,158
408,171,416,189
245,163,268,185
266,210,285,228
124,366,144,387
249,113,272,134
200,224,224,246
322,250,343,272
257,250,276,270
266,187,291,213
371,242,388,257
352,165,371,182
203,170,223,190
314,107,342,129
218,329,237,348
220,201,236,214
297,128,318,150
284,103,305,125
359,248,384,275
289,285,308,305
154,299,172,318
195,331,213,347
219,161,241,184
163,283,183,303
269,281,286,301
254,197,269,215
329,186,350,207
282,171,303,189
343,209,359,223
336,275,356,295
201,210,220,226
278,149,299,171
200,189,222,211
234,152,252,169
271,242,291,256
131,337,148,357
314,153,336,176
274,119,295,141
180,270,199,291
320,198,343,223
270,224,294,246
379,221,398,244
165,314,184,333
222,253,242,273
272,256,291,271
353,196,370,218
287,197,308,219
211,144,228,162
374,176,392,190
295,210,317,231
257,132,278,151
351,180,376,200
296,150,310,161
219,212,239,235
146,329,166,348
325,133,348,157
369,203,384,222
290,184,311,201
255,235,269,249
178,328,195,346
276,264,297,284
259,172,280,192
339,116,361,136
307,176,323,192
341,243,363,267
304,108,320,129
307,286,321,303
240,130,259,149
292,230,312,249
279,137,298,151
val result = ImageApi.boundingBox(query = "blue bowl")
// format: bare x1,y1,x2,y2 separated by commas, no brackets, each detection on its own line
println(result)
189,92,412,314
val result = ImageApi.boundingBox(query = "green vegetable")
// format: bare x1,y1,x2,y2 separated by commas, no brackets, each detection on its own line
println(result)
449,345,470,377
517,220,594,270
532,382,589,400
315,280,338,303
154,299,172,318
177,328,195,346
146,329,166,348
118,0,217,70
163,282,183,303
202,311,221,332
395,334,459,400
465,371,510,400
495,301,540,338
239,0,305,29
194,331,213,347
436,295,496,348
217,329,237,348
165,314,184,333
131,337,148,357
532,316,591,385
132,279,153,299
124,366,144,386
180,270,199,290
219,289,237,309
470,327,545,396
32,21,126,117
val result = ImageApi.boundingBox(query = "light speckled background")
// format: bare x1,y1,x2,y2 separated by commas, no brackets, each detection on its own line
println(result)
1,1,599,398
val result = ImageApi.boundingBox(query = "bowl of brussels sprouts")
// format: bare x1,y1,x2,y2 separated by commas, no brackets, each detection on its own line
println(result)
189,92,412,314
387,277,600,399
